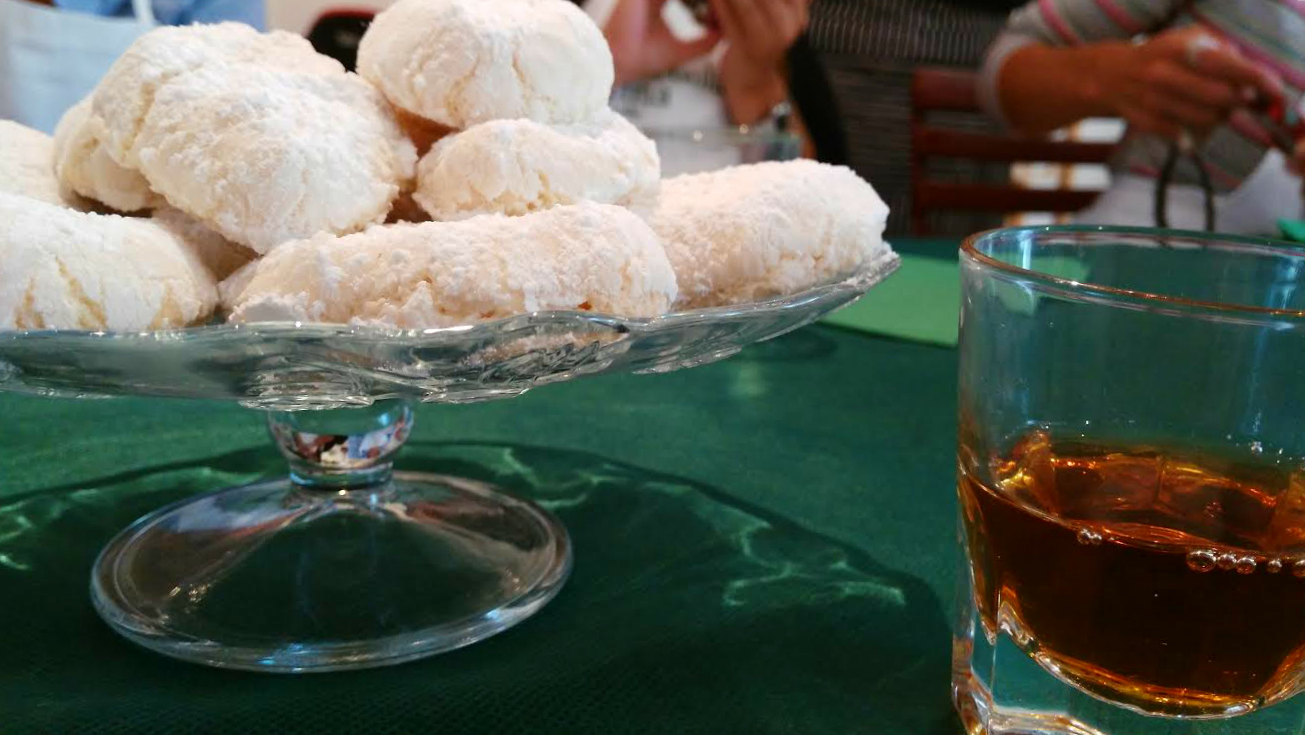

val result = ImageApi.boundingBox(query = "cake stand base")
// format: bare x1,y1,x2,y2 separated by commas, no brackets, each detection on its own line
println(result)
90,472,571,672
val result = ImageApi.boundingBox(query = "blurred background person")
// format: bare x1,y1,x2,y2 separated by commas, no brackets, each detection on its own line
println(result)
268,0,831,170
595,0,807,129
588,0,812,174
801,0,1025,235
0,0,264,132
981,0,1297,234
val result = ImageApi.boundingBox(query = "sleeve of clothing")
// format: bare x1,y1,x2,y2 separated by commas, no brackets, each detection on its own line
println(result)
977,0,1185,124
184,0,264,27
53,0,128,15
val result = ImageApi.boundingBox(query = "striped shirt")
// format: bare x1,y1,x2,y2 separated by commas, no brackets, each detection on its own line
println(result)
980,0,1305,192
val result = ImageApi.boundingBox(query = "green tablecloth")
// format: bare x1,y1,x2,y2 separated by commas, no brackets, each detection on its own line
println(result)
0,241,963,734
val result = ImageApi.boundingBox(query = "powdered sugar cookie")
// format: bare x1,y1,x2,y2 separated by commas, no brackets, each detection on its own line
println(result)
414,111,659,221
651,160,891,308
229,202,677,328
0,192,217,331
133,63,416,253
53,98,163,213
0,120,70,207
357,0,613,129
93,23,342,169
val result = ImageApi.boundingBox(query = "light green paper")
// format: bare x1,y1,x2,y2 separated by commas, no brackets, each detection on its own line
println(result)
820,255,960,347
1279,219,1305,243
819,252,1092,347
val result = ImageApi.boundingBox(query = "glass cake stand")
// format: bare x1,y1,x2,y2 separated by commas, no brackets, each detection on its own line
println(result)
0,252,898,673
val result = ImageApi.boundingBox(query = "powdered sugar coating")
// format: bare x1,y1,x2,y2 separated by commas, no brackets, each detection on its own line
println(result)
229,202,678,328
0,192,217,331
0,120,69,207
651,160,891,308
357,0,613,128
53,99,163,213
415,110,659,221
93,23,342,169
134,64,417,254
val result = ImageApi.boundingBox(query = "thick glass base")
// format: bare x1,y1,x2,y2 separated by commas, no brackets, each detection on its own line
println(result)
953,614,1305,735
90,472,571,672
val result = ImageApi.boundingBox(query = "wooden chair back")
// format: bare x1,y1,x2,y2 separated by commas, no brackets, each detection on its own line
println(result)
910,67,1116,235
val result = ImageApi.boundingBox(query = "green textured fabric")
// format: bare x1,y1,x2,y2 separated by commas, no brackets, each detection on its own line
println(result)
0,243,963,734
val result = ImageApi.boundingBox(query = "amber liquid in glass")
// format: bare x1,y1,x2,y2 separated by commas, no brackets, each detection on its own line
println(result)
959,430,1305,717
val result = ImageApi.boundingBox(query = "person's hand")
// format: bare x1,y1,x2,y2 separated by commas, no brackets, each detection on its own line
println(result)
713,0,809,123
1098,26,1282,144
604,0,722,86
714,0,809,92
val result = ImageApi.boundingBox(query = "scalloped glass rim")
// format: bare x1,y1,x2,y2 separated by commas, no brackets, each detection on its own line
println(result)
0,250,899,408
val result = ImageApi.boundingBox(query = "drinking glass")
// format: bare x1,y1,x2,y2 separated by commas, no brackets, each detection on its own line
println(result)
955,226,1305,735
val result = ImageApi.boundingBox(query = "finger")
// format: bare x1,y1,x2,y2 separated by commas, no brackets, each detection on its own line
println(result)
663,31,723,67
709,0,742,41
647,0,672,21
1148,63,1240,111
769,0,808,43
1144,71,1234,130
728,0,772,42
1153,94,1224,132
793,0,810,33
784,0,810,27
1189,43,1284,101
741,0,802,57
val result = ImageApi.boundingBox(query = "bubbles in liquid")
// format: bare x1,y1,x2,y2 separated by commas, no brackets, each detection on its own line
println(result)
1251,441,1265,455
1293,560,1305,579
1186,550,1217,573
1077,528,1103,546
1187,552,1281,575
